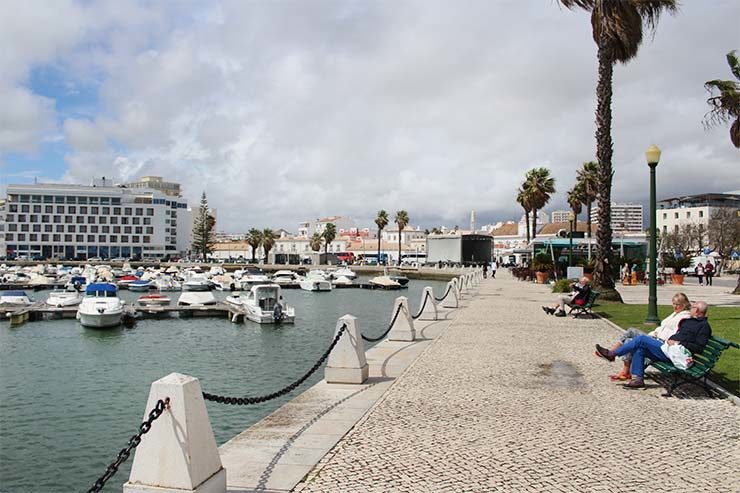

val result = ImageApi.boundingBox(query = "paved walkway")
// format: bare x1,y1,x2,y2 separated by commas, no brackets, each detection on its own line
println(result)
616,279,739,306
294,271,740,492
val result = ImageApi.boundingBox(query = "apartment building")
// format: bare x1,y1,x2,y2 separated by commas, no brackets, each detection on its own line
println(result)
551,210,572,223
657,191,740,235
591,202,643,233
3,178,191,260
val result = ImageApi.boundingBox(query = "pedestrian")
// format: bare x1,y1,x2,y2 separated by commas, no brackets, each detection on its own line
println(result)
490,261,497,279
704,261,714,286
694,262,705,285
621,263,631,284
482,262,488,279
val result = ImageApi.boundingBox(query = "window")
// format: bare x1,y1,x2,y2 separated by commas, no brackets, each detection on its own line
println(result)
18,233,26,241
9,204,17,213
87,235,95,242
143,217,151,225
662,213,667,219
146,227,153,235
18,214,26,222
88,216,96,224
60,205,68,213
686,212,691,218
113,207,121,215
121,235,129,242
113,226,121,234
91,207,99,215
102,226,110,233
102,207,110,215
99,217,107,224
110,217,118,224
41,215,49,223
29,234,38,241
55,225,64,232
699,211,704,218
79,225,87,233
121,217,129,225
109,235,118,243
124,207,132,215
80,206,88,214
135,208,143,216
78,197,87,204
132,217,140,225
91,226,99,233
32,224,41,232
663,225,667,233
54,196,64,204
5,233,13,241
65,216,73,223
101,197,110,205
76,216,84,223
135,227,143,234
21,204,30,212
132,236,140,243
66,196,76,204
143,236,150,243
45,205,53,214
75,235,83,242
21,224,29,232
29,215,38,222
33,205,41,213
89,197,98,204
67,225,76,233
43,195,53,203
124,226,132,234
8,224,17,232
65,234,74,242
98,235,106,242
41,234,49,242
674,212,679,219
146,208,154,216
53,234,61,242
44,225,52,232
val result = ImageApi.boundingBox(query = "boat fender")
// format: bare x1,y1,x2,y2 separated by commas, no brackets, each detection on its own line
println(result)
273,303,284,322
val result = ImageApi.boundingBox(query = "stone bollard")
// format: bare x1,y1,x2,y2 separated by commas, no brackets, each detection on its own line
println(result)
454,277,464,299
416,286,438,320
124,373,226,493
441,280,459,308
325,315,369,384
388,296,415,341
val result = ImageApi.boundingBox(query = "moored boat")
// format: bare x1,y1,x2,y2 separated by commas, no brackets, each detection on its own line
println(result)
368,276,402,289
128,279,154,292
228,284,295,324
0,290,33,306
299,278,332,291
177,291,217,306
138,293,171,306
76,283,125,328
45,290,82,307
332,267,357,280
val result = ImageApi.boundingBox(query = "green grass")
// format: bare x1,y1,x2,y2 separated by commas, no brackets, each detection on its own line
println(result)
594,302,740,396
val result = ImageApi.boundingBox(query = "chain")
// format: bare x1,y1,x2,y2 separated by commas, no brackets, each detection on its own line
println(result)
434,284,452,302
203,324,346,405
361,303,403,342
411,290,431,319
88,397,170,493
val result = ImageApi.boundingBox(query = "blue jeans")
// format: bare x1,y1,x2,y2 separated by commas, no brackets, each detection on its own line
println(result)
613,334,670,378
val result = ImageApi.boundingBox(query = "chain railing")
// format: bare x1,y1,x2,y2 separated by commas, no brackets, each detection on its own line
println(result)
411,290,431,320
434,284,452,302
88,397,170,493
202,324,347,405
361,303,403,342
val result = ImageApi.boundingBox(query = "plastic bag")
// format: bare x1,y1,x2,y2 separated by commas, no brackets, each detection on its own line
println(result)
661,342,694,370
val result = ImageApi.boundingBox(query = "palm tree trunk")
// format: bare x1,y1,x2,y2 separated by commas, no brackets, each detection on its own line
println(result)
398,231,402,266
532,209,538,240
594,41,621,301
733,275,740,295
377,230,382,265
586,199,592,261
525,210,530,243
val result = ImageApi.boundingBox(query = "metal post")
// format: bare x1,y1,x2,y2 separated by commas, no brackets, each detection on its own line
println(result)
568,218,574,267
646,163,660,324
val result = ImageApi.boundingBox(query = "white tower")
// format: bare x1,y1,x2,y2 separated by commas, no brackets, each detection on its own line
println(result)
470,210,476,233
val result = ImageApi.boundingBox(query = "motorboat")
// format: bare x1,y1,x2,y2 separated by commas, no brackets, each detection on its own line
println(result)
332,275,353,286
238,267,271,289
212,274,237,291
66,275,88,292
389,275,410,286
271,270,302,286
307,269,330,280
116,275,139,289
299,276,332,292
332,267,357,280
128,279,154,292
155,276,181,291
138,293,171,306
368,276,402,289
45,290,82,307
177,291,217,306
0,290,33,306
226,284,295,324
183,273,212,291
76,283,125,328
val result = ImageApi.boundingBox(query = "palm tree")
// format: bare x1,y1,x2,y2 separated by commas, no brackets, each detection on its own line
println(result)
262,229,276,264
322,223,337,259
516,187,532,244
576,161,599,258
394,210,409,266
558,0,677,298
246,228,263,263
374,210,389,266
309,233,323,253
567,183,584,223
704,50,740,148
524,167,556,240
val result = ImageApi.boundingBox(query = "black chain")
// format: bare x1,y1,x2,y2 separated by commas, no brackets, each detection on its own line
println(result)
411,290,431,319
88,397,170,493
361,303,403,342
434,284,452,302
203,324,347,405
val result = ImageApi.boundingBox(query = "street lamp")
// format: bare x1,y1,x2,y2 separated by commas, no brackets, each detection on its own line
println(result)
645,144,661,324
568,211,575,267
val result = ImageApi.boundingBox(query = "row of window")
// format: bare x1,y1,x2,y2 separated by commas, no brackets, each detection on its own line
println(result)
10,194,122,205
8,204,156,216
6,233,153,244
6,224,155,234
662,210,704,220
5,214,165,226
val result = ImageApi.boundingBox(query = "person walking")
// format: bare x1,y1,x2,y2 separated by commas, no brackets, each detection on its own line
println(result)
704,261,714,286
490,261,497,279
482,262,488,279
694,262,705,286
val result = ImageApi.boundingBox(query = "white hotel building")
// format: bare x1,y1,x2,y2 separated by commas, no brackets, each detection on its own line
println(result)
3,177,191,260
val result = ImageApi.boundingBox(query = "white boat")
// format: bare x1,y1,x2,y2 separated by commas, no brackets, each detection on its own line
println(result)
238,268,271,289
332,267,357,280
128,279,154,292
66,275,88,292
177,291,217,306
0,290,33,306
368,276,402,289
332,275,353,286
155,276,182,291
76,283,125,328
227,284,295,324
45,290,82,307
271,270,302,286
212,274,237,291
138,293,171,306
299,277,332,292
183,273,211,291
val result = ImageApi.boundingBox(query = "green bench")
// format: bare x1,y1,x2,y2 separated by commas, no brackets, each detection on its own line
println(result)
649,336,740,397
567,290,600,318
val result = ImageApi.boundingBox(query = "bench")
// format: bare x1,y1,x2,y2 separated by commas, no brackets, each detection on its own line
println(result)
649,336,740,396
567,291,600,318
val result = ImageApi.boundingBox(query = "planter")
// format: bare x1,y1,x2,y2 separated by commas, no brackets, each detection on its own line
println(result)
583,273,594,281
535,271,550,284
671,274,685,285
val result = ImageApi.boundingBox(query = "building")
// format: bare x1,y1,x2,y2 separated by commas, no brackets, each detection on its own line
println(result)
381,226,426,245
657,192,740,236
591,202,643,233
3,178,191,260
125,176,182,197
551,210,572,223
298,216,357,238
0,200,6,258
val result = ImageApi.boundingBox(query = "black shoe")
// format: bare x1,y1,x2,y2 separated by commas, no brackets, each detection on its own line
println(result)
554,310,566,317
622,379,645,389
595,344,615,362
542,306,554,315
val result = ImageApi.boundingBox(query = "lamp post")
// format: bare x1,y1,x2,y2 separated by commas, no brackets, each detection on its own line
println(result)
568,211,575,267
645,144,661,324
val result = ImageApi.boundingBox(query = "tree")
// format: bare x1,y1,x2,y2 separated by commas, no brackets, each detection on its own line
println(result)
310,233,323,253
524,167,556,240
558,0,677,300
246,228,263,263
374,210,389,266
322,223,337,259
708,208,740,271
703,50,740,148
191,191,216,261
567,183,585,230
262,229,276,263
394,210,409,265
516,187,532,244
431,227,442,234
576,161,599,258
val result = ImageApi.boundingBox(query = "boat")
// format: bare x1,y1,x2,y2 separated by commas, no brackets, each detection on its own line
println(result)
66,275,88,291
183,273,212,291
45,290,82,307
155,276,182,291
128,279,154,292
76,283,125,328
332,267,357,280
212,274,237,291
389,275,410,286
138,293,171,306
299,277,332,292
177,291,217,306
116,275,139,289
238,267,271,289
227,284,295,324
0,290,33,306
368,276,402,289
332,275,353,286
271,270,302,286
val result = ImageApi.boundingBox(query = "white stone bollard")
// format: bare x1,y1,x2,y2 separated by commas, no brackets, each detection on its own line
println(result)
124,373,226,493
455,277,464,298
325,315,369,384
416,286,438,320
441,280,459,308
388,296,415,341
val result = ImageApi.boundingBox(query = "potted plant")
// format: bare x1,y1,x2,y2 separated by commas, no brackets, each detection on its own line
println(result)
532,253,553,284
663,255,691,285
576,258,596,281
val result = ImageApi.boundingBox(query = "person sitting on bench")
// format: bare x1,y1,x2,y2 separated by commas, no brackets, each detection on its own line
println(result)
594,301,711,389
542,277,591,317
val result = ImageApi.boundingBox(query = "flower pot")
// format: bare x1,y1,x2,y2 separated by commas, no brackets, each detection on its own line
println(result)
671,274,685,285
584,273,594,281
535,271,549,284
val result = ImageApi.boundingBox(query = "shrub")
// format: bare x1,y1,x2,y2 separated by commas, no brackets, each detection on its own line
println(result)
551,279,573,293
532,253,553,272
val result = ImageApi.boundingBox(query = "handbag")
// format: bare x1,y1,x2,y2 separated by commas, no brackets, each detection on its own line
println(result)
660,342,694,370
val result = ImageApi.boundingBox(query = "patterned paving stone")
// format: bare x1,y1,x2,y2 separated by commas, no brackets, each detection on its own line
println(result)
294,271,740,492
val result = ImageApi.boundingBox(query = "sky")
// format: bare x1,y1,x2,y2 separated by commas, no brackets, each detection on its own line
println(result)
1,0,738,233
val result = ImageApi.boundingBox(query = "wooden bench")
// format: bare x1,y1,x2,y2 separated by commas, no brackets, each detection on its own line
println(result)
649,336,739,396
567,290,600,318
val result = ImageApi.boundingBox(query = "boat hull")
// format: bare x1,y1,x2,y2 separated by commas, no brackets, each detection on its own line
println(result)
76,310,123,328
299,280,332,291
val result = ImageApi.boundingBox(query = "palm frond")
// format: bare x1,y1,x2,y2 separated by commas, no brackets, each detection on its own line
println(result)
727,50,740,81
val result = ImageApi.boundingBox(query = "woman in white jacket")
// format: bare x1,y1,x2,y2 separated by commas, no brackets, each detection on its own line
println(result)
601,292,691,381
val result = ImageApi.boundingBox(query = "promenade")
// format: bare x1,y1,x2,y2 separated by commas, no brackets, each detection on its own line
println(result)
294,271,740,492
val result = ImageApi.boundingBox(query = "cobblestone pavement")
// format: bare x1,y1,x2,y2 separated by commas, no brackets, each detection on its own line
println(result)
616,280,740,306
294,272,740,492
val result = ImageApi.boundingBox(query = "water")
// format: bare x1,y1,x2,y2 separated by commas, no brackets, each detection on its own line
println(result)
0,277,448,493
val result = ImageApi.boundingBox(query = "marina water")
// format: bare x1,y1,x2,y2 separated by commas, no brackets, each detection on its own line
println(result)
0,277,448,492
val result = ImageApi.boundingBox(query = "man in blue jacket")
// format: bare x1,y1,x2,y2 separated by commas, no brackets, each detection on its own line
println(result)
595,301,712,389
